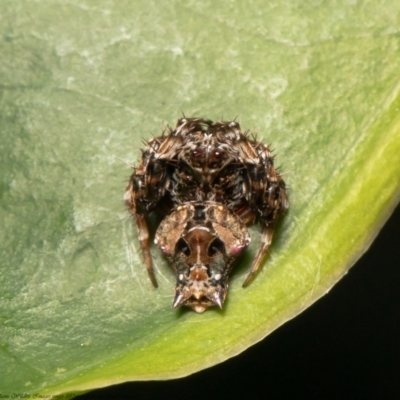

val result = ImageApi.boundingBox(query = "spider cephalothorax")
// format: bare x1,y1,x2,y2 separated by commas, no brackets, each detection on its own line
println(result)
125,117,288,312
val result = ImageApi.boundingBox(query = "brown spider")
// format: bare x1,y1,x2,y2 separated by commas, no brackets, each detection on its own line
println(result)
125,118,288,313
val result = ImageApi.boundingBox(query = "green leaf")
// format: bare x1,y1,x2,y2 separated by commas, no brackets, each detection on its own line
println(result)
1,0,399,396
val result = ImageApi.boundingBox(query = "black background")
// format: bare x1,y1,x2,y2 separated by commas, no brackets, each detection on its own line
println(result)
77,203,400,400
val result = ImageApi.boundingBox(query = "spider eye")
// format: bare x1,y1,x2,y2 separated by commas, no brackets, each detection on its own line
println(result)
208,238,225,257
211,149,223,159
176,238,191,256
191,148,203,158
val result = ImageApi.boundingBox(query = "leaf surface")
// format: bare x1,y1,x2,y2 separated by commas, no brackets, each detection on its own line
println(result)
0,0,399,396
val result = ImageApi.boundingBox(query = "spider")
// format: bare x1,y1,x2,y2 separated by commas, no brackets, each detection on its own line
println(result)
124,117,288,313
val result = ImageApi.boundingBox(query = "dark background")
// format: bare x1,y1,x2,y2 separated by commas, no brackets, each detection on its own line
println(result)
77,203,400,400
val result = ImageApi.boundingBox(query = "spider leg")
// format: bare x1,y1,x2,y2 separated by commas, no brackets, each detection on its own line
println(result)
240,139,288,287
125,133,176,288
125,177,159,288
242,225,274,287
235,203,256,225
135,214,158,288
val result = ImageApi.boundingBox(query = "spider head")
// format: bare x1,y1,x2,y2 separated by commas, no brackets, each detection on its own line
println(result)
155,202,250,313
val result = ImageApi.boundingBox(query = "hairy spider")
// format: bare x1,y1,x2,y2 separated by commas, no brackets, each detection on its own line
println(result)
125,117,288,312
